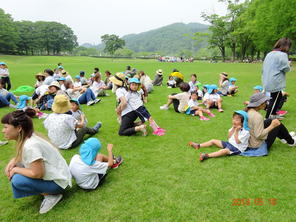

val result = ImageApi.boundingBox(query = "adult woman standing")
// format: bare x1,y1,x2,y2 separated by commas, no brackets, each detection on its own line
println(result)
262,38,292,119
0,62,11,90
2,110,72,214
244,93,295,156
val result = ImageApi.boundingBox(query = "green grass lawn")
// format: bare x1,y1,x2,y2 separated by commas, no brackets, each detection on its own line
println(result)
0,55,295,222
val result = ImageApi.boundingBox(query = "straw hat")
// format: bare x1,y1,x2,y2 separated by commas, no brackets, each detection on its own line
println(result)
35,72,46,78
49,81,61,89
52,94,71,114
109,72,126,86
61,70,68,76
156,69,163,75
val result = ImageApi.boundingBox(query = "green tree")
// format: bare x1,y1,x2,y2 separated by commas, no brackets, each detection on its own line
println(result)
0,8,19,53
101,34,125,56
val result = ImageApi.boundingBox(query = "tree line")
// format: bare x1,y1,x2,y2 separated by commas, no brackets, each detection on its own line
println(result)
199,0,296,61
0,8,77,55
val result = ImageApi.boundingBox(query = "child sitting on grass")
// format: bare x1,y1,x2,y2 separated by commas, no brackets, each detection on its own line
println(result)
203,84,224,112
188,110,250,162
70,99,88,127
228,78,238,96
185,92,215,121
126,78,165,136
160,82,191,113
167,76,177,88
69,138,123,190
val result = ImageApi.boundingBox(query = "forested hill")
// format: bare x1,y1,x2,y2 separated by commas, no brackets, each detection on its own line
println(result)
122,23,209,54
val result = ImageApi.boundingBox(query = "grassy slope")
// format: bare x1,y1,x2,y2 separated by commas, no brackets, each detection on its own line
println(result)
0,55,295,222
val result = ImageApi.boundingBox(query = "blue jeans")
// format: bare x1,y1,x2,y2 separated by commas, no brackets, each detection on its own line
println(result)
0,95,10,107
11,174,64,198
78,88,95,104
5,92,18,104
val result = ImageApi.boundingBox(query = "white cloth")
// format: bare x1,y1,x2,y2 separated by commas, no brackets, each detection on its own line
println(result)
74,81,82,87
43,113,77,149
44,76,54,85
65,75,74,83
228,128,250,152
140,75,153,93
189,81,201,92
0,68,9,77
22,134,72,189
69,154,108,189
203,92,220,102
90,80,105,97
188,99,200,108
116,87,133,116
35,85,49,97
125,89,144,110
66,88,81,99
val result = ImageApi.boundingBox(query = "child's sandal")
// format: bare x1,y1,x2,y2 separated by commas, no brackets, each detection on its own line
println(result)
188,141,200,149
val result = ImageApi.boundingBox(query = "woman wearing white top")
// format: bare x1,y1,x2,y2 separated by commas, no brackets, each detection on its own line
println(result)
139,71,153,93
0,62,11,90
90,74,106,97
2,110,72,214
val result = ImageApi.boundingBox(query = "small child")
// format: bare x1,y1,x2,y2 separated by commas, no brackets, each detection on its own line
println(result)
228,78,238,96
69,138,123,190
127,78,165,136
188,110,250,162
167,76,177,88
70,99,88,127
203,84,224,112
74,75,82,87
35,73,46,88
188,74,201,93
79,71,88,85
244,85,263,106
186,92,215,121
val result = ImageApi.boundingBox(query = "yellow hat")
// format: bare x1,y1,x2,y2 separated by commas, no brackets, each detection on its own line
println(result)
109,72,125,86
52,94,71,114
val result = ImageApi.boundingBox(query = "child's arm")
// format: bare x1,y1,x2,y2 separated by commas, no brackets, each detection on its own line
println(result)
107,144,114,167
233,126,242,144
76,115,85,128
228,127,235,139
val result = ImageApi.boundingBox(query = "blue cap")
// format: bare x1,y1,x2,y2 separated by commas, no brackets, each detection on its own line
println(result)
79,138,101,165
75,75,80,79
70,98,80,106
234,110,250,131
229,77,237,82
0,62,6,65
203,84,210,89
207,84,218,94
253,85,263,92
57,77,66,81
58,65,63,69
16,95,31,109
129,77,140,84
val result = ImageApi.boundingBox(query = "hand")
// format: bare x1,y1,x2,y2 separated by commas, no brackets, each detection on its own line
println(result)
8,167,18,180
107,144,113,152
271,119,281,127
5,159,16,177
235,125,242,131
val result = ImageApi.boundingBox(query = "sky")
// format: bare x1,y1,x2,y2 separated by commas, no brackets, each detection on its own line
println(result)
0,0,228,45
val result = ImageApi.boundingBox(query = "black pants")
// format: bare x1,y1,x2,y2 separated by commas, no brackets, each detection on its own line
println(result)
70,127,97,148
119,111,138,136
2,77,11,91
264,119,294,149
170,93,180,113
277,95,287,111
265,91,283,118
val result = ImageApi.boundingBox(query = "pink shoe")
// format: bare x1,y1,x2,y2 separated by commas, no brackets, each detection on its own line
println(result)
276,110,288,116
153,129,165,136
157,127,166,132
200,116,210,121
208,112,215,117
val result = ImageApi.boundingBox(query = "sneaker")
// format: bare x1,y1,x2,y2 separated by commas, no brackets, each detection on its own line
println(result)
288,137,296,147
200,116,210,121
0,140,8,146
199,153,209,162
208,112,215,117
157,127,166,132
160,105,169,110
93,122,102,132
87,100,95,106
188,141,200,149
276,110,288,116
153,128,165,136
280,132,296,144
94,98,101,104
39,194,63,214
218,109,224,113
9,104,17,108
111,155,123,169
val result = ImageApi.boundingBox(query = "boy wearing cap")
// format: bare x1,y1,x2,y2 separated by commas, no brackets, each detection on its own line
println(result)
69,138,123,190
79,71,88,85
228,78,238,96
203,84,224,112
70,99,88,127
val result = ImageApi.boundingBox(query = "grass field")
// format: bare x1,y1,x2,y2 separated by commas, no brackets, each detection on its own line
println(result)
0,55,295,222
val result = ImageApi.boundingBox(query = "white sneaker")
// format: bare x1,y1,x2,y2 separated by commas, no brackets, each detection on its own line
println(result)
160,105,169,110
288,136,296,147
39,194,63,214
87,100,95,106
281,132,296,144
94,98,101,104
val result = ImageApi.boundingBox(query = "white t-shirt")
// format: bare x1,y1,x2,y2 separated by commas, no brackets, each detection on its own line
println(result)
125,89,144,110
66,88,81,99
189,81,201,92
167,79,176,85
65,75,74,83
69,154,108,189
174,92,191,112
90,80,105,97
43,113,77,149
188,99,200,108
116,87,133,116
74,81,82,87
228,128,250,152
44,76,54,85
0,68,9,77
203,92,220,102
22,134,72,189
35,85,49,97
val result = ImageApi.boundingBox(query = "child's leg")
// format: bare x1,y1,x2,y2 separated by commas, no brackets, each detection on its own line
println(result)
217,99,223,111
95,154,109,162
208,148,231,158
200,139,223,148
206,100,213,109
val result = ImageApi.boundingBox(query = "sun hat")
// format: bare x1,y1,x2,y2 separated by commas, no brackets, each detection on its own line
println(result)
70,98,80,107
0,62,6,65
247,92,271,108
35,72,46,77
229,77,237,82
52,94,71,114
221,72,228,77
58,65,64,69
61,70,68,75
203,84,210,89
234,110,250,131
129,77,140,84
75,75,80,79
16,95,32,109
253,85,263,92
156,69,163,75
109,72,126,86
49,81,61,89
79,138,101,165
207,84,218,94
57,77,66,81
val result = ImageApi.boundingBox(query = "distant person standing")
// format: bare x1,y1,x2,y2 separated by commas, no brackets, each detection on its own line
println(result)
0,62,11,90
262,37,292,119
